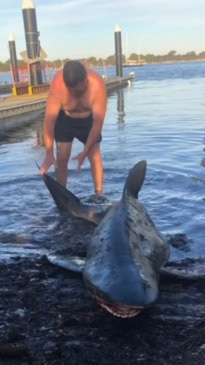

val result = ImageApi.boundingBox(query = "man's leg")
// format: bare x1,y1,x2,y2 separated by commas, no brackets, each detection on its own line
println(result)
55,142,72,187
87,143,103,194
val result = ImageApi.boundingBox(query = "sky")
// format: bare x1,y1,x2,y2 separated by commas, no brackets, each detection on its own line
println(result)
0,0,204,62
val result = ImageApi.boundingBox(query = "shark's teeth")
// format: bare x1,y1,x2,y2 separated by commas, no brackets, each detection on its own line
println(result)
96,299,143,318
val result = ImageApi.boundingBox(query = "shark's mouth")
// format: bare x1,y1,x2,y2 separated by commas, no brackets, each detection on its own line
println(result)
96,297,143,318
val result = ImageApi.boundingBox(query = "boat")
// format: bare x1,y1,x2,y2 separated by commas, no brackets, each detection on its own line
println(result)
123,35,145,67
123,52,145,67
122,62,144,68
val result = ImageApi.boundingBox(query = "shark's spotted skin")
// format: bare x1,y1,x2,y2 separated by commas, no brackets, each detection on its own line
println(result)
41,161,169,318
84,162,169,316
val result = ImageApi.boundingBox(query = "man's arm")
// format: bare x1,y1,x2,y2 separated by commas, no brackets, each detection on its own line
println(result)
40,92,61,174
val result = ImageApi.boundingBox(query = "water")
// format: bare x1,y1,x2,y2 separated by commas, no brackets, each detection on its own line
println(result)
0,62,205,267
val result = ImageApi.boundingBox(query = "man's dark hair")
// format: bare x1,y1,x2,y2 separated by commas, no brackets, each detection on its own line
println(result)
63,60,87,88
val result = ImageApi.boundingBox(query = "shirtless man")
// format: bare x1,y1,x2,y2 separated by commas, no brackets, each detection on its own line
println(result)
40,60,107,195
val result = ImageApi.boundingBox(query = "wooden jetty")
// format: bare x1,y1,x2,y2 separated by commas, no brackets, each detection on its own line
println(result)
0,84,12,95
0,75,134,133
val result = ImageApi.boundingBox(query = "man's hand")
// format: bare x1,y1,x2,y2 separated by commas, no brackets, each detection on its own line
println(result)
40,154,56,175
72,152,86,172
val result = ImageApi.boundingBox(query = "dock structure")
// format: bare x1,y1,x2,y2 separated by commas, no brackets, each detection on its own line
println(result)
0,0,132,134
0,74,134,133
0,84,13,95
0,93,46,132
0,0,132,135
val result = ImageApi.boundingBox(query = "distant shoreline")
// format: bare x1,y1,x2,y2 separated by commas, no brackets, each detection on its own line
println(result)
0,58,205,74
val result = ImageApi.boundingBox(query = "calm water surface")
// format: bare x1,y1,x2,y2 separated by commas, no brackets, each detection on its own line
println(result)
0,62,205,265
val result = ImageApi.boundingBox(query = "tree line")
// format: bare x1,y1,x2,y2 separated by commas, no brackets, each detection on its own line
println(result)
0,50,205,71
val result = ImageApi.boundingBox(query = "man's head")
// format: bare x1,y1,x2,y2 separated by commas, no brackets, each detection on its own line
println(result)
63,60,88,97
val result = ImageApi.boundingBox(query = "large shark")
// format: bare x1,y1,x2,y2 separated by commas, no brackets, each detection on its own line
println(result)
41,160,171,318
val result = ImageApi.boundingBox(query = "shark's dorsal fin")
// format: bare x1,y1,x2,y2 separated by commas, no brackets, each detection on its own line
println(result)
122,160,147,200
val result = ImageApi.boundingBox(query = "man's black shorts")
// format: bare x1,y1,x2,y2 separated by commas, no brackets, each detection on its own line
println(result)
54,110,102,144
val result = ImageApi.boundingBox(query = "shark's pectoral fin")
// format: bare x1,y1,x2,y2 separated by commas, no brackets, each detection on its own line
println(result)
160,262,205,282
47,253,85,273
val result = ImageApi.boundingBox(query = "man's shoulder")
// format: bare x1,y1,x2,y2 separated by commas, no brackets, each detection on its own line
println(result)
87,68,101,78
51,70,63,85
48,70,67,102
87,69,105,87
49,70,65,93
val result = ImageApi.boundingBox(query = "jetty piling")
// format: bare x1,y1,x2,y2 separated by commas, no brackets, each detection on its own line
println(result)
22,0,43,86
114,25,123,77
8,34,20,84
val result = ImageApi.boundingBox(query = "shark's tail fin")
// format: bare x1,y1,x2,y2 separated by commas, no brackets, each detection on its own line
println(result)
40,171,102,225
42,172,81,213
